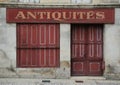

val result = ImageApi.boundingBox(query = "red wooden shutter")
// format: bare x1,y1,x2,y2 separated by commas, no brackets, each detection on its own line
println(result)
87,26,103,60
38,24,59,48
71,25,87,75
87,25,103,75
17,24,60,67
71,24,103,76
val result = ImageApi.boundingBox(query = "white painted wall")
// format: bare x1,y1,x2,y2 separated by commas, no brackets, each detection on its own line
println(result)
60,24,70,61
104,8,120,74
0,7,120,78
104,25,120,73
0,8,16,68
93,0,119,4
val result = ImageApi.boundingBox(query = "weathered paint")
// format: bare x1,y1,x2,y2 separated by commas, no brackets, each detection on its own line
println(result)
0,8,120,79
71,24,104,76
6,8,114,24
17,24,60,67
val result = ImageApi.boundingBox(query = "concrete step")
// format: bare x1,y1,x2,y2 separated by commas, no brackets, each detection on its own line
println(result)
71,76,106,80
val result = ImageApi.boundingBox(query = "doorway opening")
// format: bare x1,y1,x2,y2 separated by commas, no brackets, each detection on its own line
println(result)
71,24,104,76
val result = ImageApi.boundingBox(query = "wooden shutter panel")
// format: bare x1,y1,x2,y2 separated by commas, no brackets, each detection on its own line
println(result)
71,24,103,76
87,25,103,75
17,24,29,48
38,24,59,48
72,25,86,43
17,24,60,48
30,24,38,47
17,24,60,67
71,25,86,75
47,24,59,47
38,24,47,47
87,25,103,60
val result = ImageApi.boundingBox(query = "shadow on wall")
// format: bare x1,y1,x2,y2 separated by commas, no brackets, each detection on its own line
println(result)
107,64,115,73
0,49,16,73
0,49,11,67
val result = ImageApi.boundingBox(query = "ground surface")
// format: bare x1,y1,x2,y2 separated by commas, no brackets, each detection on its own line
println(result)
0,78,120,85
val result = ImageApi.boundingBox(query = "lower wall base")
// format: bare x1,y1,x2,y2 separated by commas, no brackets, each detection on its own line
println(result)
0,61,70,79
105,73,120,80
1,68,120,80
0,60,120,80
0,68,70,79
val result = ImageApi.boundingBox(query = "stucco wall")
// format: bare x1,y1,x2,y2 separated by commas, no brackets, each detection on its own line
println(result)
93,0,120,4
0,8,70,78
60,24,70,61
104,8,120,79
0,7,120,79
40,0,70,4
0,8,17,77
0,8,16,68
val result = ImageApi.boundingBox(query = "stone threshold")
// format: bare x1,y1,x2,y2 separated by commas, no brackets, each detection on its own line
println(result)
71,76,106,80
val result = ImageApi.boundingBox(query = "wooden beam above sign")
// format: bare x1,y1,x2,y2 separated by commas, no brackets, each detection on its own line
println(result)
6,8,114,24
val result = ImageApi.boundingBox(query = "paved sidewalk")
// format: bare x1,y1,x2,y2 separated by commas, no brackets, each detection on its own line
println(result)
0,78,120,85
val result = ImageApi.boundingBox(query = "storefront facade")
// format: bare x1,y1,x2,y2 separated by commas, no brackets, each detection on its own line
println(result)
0,1,120,79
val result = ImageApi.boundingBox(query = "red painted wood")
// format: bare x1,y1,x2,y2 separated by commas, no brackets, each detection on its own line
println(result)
7,8,114,24
71,24,103,76
17,24,60,67
17,24,59,48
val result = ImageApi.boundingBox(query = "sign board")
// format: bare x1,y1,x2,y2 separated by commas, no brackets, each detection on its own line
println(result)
6,8,114,23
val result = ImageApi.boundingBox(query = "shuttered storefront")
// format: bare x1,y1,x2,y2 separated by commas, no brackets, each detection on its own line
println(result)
17,24,60,67
71,24,104,76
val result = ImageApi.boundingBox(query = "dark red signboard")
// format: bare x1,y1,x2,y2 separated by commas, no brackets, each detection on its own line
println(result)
7,8,114,23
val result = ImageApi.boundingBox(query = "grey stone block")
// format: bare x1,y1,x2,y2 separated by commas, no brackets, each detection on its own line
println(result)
115,8,120,25
105,73,120,80
0,68,18,78
55,68,70,79
102,0,119,3
71,0,92,4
